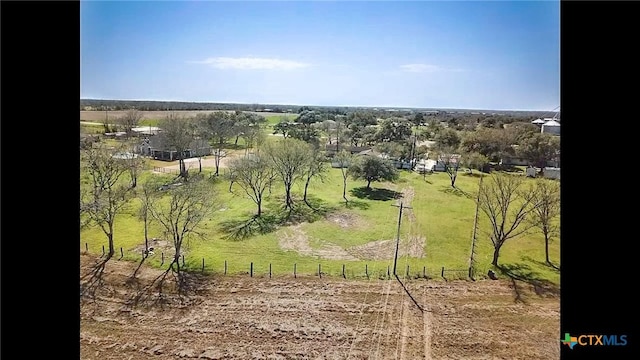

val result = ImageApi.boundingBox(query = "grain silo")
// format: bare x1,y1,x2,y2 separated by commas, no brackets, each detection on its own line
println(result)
541,119,560,135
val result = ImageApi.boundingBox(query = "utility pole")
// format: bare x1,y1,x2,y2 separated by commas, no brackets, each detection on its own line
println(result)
468,175,483,279
392,201,412,276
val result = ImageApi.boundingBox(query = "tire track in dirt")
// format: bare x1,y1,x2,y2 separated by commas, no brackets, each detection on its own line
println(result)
398,297,410,360
423,287,432,360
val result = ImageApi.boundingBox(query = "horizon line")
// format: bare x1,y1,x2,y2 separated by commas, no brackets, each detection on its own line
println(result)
80,98,559,113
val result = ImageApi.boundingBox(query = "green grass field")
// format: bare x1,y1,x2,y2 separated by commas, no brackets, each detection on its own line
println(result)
80,161,560,284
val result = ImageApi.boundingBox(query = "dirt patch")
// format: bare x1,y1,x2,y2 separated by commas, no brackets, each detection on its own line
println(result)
347,235,426,260
325,212,365,229
278,224,359,261
80,254,560,360
131,238,187,259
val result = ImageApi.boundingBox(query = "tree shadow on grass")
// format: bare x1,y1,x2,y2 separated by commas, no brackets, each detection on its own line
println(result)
350,186,402,201
219,195,338,241
440,186,474,199
521,255,561,273
219,213,280,241
498,262,560,304
344,199,370,210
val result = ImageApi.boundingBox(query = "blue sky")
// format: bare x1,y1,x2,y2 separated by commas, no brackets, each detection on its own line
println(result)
80,1,560,111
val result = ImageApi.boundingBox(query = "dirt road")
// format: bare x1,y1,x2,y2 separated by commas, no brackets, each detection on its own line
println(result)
80,254,560,360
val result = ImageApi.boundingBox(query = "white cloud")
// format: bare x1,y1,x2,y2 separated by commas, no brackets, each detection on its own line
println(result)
399,63,466,73
189,57,310,70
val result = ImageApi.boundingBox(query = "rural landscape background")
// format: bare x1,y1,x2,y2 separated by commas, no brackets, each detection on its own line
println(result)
80,1,560,359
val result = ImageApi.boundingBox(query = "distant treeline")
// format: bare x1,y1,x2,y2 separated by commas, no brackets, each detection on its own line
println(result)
80,99,553,126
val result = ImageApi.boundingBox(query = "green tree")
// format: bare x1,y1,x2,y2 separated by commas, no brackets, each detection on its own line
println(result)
375,118,413,142
433,127,461,149
461,152,489,174
349,155,399,189
516,133,560,175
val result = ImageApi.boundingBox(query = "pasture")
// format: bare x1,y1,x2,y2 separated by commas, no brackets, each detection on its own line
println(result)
80,160,560,285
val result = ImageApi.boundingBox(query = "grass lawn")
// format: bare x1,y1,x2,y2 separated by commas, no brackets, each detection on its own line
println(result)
80,161,560,284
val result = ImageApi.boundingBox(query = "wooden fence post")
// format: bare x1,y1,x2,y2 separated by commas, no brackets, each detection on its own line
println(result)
342,264,346,279
250,262,253,277
318,264,322,278
294,263,297,278
269,263,272,279
85,243,88,252
102,245,105,256
224,260,227,275
441,266,445,278
182,255,185,267
406,264,410,278
387,265,390,279
365,264,369,279
423,266,426,278
202,258,205,273
120,247,124,260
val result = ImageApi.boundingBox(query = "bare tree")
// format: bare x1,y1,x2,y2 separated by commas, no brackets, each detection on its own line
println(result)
302,148,328,208
435,147,461,187
477,174,541,267
228,154,276,216
116,109,143,137
120,139,147,188
197,112,235,176
335,150,352,204
138,177,163,254
158,113,195,179
530,178,560,267
80,144,132,259
147,177,216,275
264,139,310,212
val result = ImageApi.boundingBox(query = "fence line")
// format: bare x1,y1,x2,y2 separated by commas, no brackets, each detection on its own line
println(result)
82,243,477,280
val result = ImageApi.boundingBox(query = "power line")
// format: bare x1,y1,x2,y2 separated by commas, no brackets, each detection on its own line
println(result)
391,202,412,276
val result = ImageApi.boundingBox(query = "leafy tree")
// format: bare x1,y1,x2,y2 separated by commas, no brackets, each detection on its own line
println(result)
349,155,399,189
516,133,560,174
273,120,294,138
433,127,461,149
228,154,276,216
461,152,489,174
376,118,413,142
459,127,512,162
478,174,541,267
530,179,560,266
412,112,424,126
345,111,377,127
